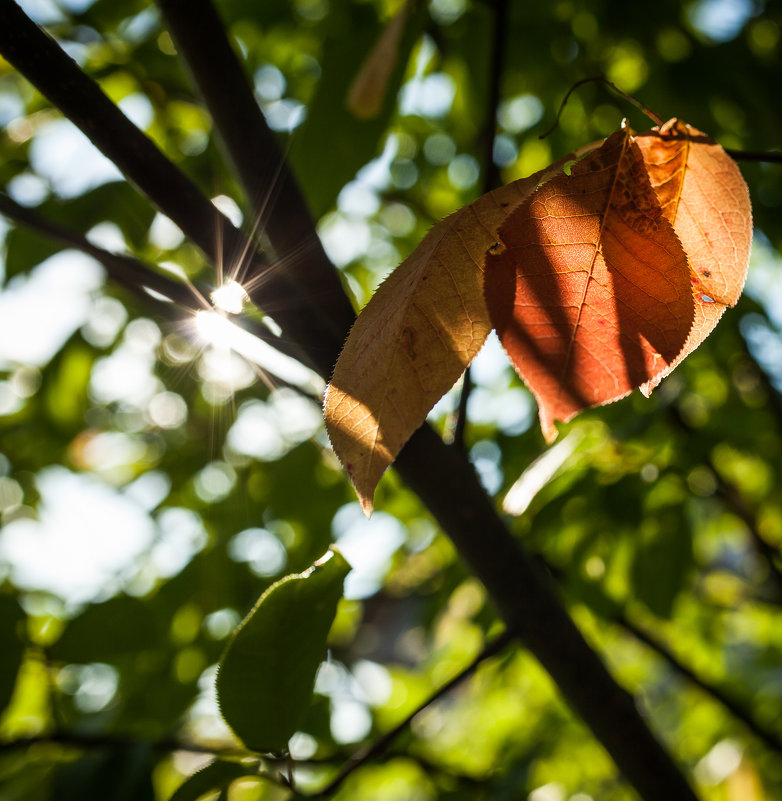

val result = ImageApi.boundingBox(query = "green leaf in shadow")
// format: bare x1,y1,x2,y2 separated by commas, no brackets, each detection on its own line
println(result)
0,595,25,715
216,549,350,753
289,0,425,218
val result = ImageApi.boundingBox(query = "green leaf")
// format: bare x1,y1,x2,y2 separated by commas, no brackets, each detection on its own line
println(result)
168,759,260,801
216,549,350,753
0,595,25,715
631,511,693,619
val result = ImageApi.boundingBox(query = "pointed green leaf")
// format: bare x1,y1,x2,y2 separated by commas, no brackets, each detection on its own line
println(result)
216,550,350,753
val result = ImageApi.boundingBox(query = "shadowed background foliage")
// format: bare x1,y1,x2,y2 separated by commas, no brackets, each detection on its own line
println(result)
1,0,782,799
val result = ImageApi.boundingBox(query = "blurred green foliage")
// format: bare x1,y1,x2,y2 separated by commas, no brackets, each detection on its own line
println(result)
1,0,782,799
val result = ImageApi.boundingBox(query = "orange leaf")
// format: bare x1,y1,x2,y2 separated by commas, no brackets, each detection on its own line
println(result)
485,127,694,442
634,118,752,395
325,160,573,514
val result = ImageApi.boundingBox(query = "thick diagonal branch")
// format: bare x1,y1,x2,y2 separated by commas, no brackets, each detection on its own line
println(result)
155,0,355,347
394,428,698,800
0,4,699,798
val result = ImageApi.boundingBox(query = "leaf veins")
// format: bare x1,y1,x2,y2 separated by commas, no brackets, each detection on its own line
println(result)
325,159,574,513
485,126,695,441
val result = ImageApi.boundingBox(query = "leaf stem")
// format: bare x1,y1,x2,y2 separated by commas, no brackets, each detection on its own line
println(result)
539,76,665,140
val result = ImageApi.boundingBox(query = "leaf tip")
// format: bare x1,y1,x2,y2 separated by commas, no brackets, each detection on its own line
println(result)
539,410,560,445
359,494,374,518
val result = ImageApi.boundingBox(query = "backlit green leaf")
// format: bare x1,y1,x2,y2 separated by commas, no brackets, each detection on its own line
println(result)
168,759,260,801
216,549,350,753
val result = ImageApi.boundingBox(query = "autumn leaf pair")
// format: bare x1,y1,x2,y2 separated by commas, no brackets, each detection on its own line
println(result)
324,118,752,514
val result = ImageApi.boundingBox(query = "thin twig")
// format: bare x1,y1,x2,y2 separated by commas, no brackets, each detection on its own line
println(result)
714,478,782,598
450,368,472,450
450,0,508,450
312,630,514,797
0,193,307,372
727,149,782,164
477,0,507,193
667,405,782,600
539,76,665,140
617,615,782,755
0,730,252,758
542,557,782,755
0,193,196,309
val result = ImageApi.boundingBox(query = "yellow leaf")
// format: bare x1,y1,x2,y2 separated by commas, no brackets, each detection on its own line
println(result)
325,160,573,514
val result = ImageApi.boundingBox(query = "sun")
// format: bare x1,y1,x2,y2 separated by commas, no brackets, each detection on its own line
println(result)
210,279,250,315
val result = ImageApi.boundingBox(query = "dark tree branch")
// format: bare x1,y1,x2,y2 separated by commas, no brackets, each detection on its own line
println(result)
727,149,782,164
0,193,195,309
155,0,355,346
738,320,782,428
0,730,252,758
450,0,508,450
393,429,698,800
713,478,782,599
477,0,507,194
314,631,514,797
2,731,492,794
0,192,306,367
0,0,339,376
617,615,782,755
0,4,701,798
